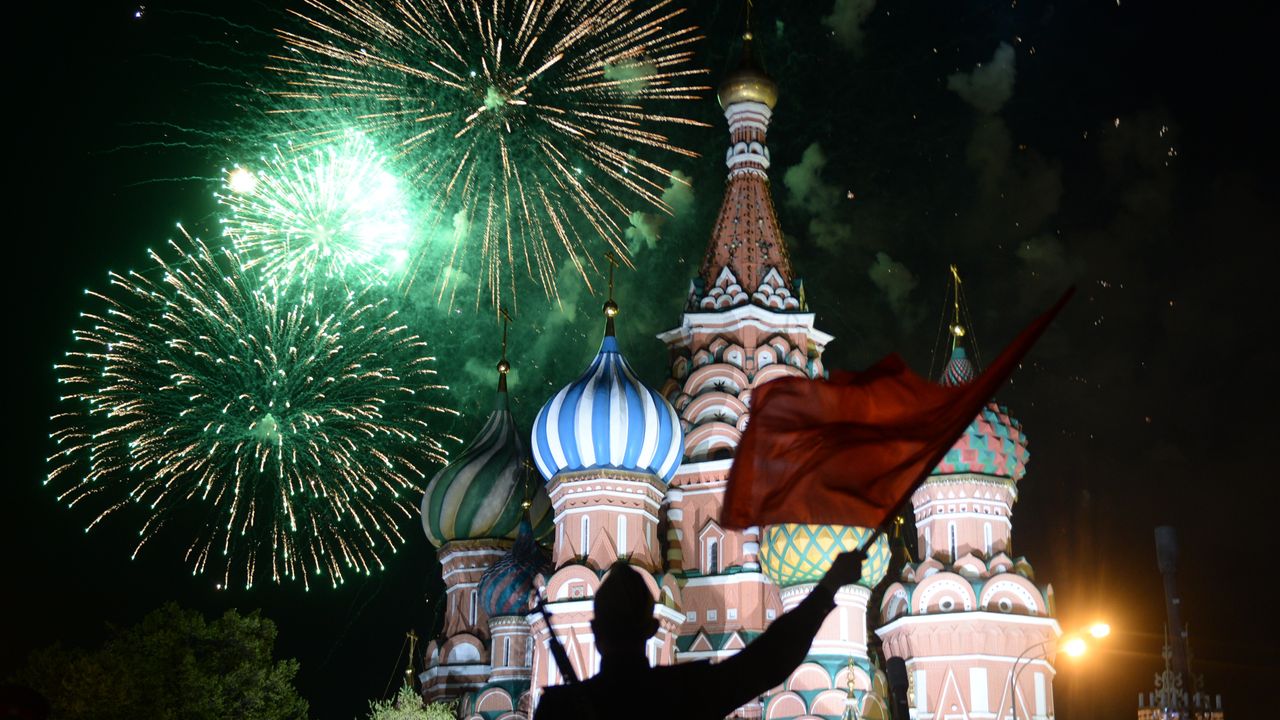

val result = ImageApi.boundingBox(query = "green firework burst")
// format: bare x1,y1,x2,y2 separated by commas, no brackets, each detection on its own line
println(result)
48,232,459,590
217,132,416,287
269,0,710,307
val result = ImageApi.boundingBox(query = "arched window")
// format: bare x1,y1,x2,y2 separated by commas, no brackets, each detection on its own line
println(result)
924,527,932,557
469,591,478,626
949,523,958,562
581,516,590,557
503,637,512,667
707,538,720,574
617,515,628,557
984,523,993,556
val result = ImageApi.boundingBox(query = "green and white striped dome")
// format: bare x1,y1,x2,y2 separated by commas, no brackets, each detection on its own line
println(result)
421,386,552,547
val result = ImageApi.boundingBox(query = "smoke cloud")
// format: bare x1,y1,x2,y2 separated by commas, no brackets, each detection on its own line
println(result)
603,58,658,96
822,0,877,54
947,42,1016,115
626,170,694,251
783,143,854,252
867,251,921,325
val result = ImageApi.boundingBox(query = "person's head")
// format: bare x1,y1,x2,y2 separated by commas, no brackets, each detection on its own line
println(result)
591,562,659,657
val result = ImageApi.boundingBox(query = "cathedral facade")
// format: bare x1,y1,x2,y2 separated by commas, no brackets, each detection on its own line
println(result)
418,36,1060,720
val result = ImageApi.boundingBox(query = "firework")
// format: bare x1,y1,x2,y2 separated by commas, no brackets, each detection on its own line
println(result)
269,0,709,306
48,232,458,590
217,132,416,287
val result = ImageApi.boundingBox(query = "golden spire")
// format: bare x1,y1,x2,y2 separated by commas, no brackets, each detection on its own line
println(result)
405,629,420,687
718,0,778,109
843,656,861,720
949,264,967,349
603,252,620,337
520,458,535,512
497,306,512,392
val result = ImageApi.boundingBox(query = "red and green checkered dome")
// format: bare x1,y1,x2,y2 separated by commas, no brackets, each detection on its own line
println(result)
933,345,1029,481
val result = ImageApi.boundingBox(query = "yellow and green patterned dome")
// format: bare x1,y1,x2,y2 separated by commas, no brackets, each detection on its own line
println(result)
759,524,891,588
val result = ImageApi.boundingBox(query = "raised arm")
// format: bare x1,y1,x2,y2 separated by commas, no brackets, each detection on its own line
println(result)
703,550,866,716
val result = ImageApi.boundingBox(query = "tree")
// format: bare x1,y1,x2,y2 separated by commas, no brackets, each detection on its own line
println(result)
363,685,455,720
17,603,309,720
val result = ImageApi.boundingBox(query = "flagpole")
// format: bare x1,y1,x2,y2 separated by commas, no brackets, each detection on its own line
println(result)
535,595,580,684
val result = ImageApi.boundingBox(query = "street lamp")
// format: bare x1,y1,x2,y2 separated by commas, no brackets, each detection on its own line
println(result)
1009,622,1109,720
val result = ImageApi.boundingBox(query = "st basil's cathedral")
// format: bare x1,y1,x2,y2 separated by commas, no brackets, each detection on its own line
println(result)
417,31,1061,720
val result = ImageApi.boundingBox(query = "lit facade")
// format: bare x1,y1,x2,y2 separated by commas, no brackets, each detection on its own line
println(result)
877,345,1060,719
418,36,1059,720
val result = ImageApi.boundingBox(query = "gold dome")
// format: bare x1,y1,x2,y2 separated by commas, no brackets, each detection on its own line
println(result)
718,65,778,109
717,36,778,109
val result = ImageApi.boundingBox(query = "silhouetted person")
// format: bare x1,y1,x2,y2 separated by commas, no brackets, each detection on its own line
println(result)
533,550,866,720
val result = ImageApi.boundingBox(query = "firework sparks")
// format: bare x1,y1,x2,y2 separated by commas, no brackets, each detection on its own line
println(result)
268,0,710,307
217,132,416,287
48,231,458,590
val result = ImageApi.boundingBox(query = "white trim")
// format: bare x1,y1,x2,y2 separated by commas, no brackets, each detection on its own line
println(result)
670,485,728,498
812,639,868,655
539,599,596,614
671,458,735,475
554,505,660,524
877,612,1060,636
677,648,744,661
681,572,769,587
916,504,1013,520
655,605,686,624
552,492,663,513
657,305,834,348
905,655,1055,670
970,667,990,713
1034,672,1047,716
439,548,510,560
917,508,1012,525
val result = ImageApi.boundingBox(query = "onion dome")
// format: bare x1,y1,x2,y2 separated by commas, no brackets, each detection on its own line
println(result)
531,310,683,483
477,519,553,618
932,345,1030,480
718,34,778,109
421,377,553,547
759,524,891,588
940,346,977,387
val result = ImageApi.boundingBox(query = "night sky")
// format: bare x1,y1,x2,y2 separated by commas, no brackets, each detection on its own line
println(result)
8,0,1278,718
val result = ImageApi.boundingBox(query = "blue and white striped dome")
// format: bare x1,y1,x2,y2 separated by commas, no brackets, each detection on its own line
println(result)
531,335,683,483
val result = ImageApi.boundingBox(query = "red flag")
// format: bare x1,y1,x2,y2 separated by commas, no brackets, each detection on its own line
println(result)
720,289,1073,530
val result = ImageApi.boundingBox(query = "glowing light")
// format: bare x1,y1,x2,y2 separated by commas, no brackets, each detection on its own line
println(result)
217,133,415,287
1089,622,1111,639
1062,637,1088,657
267,0,710,305
47,232,458,590
226,167,258,194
